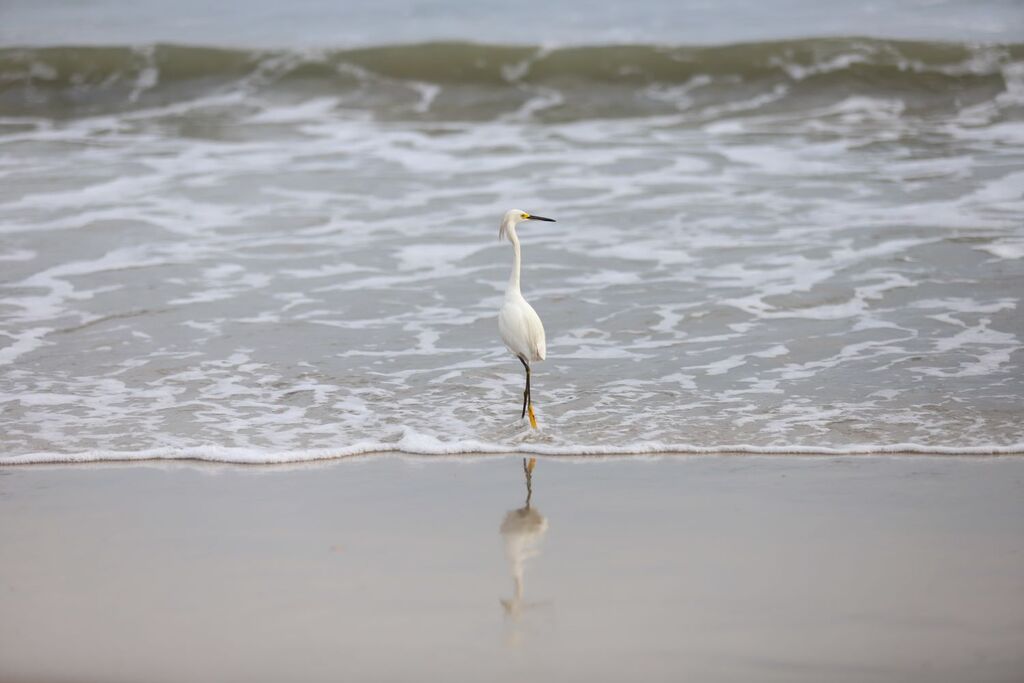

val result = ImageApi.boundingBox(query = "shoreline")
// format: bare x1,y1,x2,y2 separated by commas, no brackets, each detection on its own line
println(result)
3,443,1024,466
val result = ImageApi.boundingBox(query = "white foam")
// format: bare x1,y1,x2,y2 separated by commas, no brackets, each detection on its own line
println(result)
975,241,1024,260
246,97,341,123
695,345,789,376
3,68,1023,462
772,50,871,81
3,440,1022,466
0,249,36,262
0,327,53,366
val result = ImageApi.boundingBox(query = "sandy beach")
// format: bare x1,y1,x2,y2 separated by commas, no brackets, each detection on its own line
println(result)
1,454,1022,683
3,1,1024,681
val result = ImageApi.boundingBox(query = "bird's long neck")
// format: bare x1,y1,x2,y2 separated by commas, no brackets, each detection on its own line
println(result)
506,228,522,296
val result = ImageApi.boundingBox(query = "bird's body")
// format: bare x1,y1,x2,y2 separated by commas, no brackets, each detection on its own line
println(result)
496,209,555,428
498,293,546,364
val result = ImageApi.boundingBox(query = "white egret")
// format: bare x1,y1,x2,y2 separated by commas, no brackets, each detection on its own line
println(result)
497,209,555,429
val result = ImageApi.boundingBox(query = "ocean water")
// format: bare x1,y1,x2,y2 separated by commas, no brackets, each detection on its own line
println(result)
1,3,1023,463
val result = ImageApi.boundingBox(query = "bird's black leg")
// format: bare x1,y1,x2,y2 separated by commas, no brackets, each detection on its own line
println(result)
518,356,530,419
518,356,537,428
527,364,532,414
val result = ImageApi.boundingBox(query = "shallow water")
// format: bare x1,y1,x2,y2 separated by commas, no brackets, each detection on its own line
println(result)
1,25,1023,462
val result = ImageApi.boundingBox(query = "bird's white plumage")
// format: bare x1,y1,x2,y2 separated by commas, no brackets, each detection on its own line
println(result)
497,209,547,363
496,208,553,428
499,294,546,362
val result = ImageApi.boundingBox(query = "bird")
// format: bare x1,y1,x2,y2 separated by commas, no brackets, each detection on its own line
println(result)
497,209,555,429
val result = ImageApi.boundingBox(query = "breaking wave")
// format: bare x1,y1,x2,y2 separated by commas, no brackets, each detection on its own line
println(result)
1,37,1021,121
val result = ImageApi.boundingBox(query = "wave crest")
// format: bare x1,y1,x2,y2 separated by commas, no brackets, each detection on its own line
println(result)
1,38,1021,121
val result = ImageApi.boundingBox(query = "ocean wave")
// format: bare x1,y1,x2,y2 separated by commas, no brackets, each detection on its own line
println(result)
3,439,1023,465
1,38,1021,120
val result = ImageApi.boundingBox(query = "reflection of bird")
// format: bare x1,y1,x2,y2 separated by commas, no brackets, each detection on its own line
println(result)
500,458,548,621
497,209,556,429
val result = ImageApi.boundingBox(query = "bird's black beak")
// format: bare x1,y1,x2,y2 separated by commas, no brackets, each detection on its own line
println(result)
527,214,556,222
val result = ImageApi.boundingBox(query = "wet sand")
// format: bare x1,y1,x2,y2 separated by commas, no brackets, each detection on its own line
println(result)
1,455,1022,683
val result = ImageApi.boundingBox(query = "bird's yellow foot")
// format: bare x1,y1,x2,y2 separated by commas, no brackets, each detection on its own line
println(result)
526,457,536,473
528,404,538,429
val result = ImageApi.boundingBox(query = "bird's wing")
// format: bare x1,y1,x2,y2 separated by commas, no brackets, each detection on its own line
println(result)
525,304,546,362
498,299,546,362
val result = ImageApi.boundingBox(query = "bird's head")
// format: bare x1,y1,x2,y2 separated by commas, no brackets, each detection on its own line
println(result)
499,209,556,242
